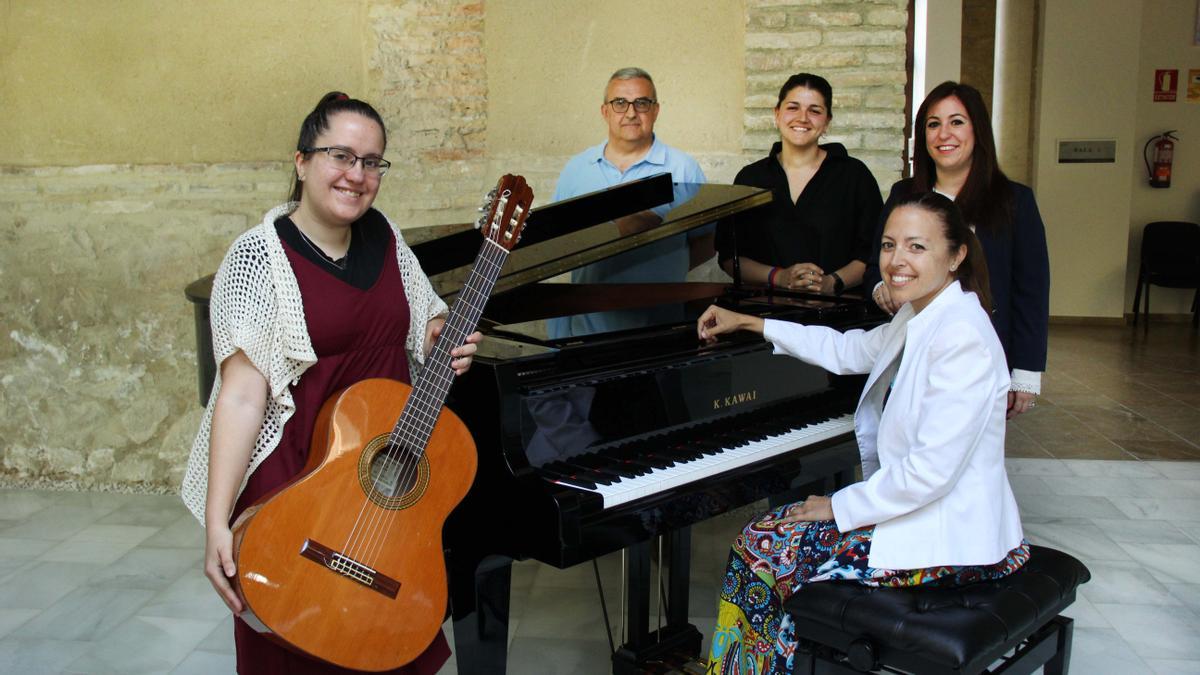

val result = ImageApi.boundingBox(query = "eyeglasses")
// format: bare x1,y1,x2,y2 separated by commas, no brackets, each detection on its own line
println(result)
303,146,391,177
606,97,657,114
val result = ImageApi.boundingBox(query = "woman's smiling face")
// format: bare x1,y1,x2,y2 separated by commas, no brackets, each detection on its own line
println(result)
924,95,976,177
880,205,967,313
295,112,385,228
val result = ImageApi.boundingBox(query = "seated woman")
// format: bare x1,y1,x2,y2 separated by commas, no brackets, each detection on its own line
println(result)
699,192,1028,675
716,73,882,295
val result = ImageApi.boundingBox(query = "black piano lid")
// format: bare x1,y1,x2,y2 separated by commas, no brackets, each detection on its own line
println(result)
410,174,773,302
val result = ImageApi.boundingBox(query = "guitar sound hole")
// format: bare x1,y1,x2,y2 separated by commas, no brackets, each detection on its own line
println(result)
368,444,420,498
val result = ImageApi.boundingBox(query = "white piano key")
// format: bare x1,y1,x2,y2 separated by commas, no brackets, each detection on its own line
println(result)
551,414,855,509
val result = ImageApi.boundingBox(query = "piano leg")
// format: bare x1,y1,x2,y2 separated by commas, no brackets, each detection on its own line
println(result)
612,529,704,674
667,527,691,628
452,555,513,675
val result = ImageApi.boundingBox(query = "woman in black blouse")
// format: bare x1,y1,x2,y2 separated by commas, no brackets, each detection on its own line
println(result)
716,73,882,295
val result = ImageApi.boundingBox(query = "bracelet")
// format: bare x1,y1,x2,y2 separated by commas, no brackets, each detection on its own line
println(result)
830,271,845,295
767,266,780,290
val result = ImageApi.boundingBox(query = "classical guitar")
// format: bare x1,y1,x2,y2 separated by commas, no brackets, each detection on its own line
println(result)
230,175,534,671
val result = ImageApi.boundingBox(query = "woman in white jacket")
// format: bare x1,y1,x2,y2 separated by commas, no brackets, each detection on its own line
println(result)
702,192,1028,675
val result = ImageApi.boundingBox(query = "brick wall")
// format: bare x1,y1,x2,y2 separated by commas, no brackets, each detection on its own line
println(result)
744,0,908,189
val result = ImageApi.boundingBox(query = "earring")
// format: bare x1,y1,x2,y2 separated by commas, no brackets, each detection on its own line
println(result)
950,264,958,271
298,173,306,181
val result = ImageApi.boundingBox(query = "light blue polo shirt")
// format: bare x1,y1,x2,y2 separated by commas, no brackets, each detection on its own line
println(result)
549,136,708,338
552,135,707,284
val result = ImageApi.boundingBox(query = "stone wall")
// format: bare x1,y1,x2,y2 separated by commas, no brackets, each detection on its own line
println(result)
744,0,909,186
0,163,286,490
0,0,909,490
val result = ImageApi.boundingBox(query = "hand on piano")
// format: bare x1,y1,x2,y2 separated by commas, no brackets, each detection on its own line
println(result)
775,495,835,524
697,304,765,344
780,263,825,292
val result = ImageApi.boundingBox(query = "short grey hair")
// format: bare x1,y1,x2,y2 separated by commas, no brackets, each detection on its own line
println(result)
605,67,657,100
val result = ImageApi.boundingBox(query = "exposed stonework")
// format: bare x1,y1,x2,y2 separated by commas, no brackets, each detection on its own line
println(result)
367,0,491,226
0,163,282,489
743,0,908,189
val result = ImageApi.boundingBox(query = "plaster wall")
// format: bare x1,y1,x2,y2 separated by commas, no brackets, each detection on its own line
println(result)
485,1,745,158
1032,0,1142,318
921,0,964,97
0,0,368,165
1125,0,1200,316
992,0,1037,184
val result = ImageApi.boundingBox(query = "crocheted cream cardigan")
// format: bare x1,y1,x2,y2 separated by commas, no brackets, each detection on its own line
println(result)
180,203,449,525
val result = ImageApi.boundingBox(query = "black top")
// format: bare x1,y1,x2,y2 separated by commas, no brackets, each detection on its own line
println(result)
715,142,883,277
864,179,1051,372
274,208,392,290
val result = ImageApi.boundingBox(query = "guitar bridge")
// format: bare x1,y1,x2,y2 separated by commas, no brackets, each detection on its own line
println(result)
300,539,400,599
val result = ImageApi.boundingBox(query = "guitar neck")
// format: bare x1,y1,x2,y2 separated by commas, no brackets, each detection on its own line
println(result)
393,238,510,448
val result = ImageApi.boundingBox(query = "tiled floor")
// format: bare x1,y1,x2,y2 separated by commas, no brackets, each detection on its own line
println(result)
0,323,1196,674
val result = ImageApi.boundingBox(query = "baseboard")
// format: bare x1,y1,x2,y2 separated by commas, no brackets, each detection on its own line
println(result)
1049,315,1127,326
1122,312,1197,324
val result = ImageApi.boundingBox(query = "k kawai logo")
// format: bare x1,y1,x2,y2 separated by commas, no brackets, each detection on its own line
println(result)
713,389,758,410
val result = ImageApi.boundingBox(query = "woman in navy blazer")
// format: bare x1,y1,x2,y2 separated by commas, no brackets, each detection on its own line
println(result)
865,82,1050,420
701,192,1027,675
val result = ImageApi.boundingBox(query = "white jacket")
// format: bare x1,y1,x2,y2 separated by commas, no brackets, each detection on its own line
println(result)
763,281,1023,569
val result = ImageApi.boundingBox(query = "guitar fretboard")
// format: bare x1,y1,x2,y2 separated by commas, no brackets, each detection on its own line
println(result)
388,238,509,455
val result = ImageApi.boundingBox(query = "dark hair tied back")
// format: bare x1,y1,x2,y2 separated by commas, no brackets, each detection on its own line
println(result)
776,73,833,117
288,92,387,203
893,191,993,313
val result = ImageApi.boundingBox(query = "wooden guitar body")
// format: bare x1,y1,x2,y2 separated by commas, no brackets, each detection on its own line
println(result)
232,377,477,672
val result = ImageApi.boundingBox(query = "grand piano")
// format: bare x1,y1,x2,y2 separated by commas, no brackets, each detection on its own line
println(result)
184,173,882,673
411,174,881,673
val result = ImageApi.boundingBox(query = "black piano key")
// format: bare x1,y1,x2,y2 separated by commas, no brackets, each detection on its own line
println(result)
569,455,641,479
539,466,598,490
664,443,703,463
543,462,615,487
548,473,598,490
621,457,660,473
555,461,622,484
613,446,674,469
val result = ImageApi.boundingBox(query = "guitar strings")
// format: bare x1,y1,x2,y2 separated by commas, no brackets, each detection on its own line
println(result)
340,193,510,562
358,241,508,569
355,191,520,564
340,247,487,566
350,239,506,570
340,221,513,570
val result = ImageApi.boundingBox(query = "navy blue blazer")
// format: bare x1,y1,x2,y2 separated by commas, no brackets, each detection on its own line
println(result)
864,179,1050,373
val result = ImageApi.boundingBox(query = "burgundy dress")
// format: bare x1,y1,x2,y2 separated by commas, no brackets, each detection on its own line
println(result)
230,228,451,675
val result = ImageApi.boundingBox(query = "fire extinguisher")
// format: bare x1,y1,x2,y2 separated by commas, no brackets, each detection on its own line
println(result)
1143,131,1178,188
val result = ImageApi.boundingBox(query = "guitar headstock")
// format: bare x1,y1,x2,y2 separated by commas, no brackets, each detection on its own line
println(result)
474,174,534,251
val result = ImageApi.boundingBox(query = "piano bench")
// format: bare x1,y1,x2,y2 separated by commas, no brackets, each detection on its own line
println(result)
783,546,1091,675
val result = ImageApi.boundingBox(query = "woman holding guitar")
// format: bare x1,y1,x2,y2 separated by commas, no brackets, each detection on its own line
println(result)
181,92,480,674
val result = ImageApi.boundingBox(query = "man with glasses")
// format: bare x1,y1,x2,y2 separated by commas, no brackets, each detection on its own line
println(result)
550,67,710,338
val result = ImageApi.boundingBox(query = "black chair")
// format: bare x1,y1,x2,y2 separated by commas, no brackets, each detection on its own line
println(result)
784,546,1090,674
1132,220,1200,328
